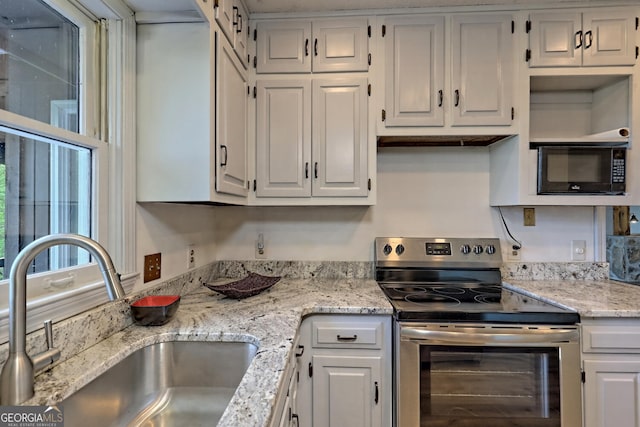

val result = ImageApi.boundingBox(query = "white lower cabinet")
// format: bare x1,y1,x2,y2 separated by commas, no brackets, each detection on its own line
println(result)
581,319,640,427
295,314,392,427
272,336,302,427
312,354,382,427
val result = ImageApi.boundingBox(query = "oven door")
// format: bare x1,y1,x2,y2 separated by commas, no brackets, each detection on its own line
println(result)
396,323,581,427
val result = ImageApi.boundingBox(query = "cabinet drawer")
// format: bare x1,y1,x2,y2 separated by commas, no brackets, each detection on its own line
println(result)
582,324,640,353
312,320,383,349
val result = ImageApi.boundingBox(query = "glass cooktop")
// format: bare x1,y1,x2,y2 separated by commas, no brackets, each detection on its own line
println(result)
378,282,579,324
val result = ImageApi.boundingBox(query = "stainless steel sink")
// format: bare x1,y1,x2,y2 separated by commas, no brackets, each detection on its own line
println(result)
60,341,258,427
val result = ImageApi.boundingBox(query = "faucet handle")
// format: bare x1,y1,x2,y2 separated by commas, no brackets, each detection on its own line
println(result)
32,320,61,373
43,320,54,349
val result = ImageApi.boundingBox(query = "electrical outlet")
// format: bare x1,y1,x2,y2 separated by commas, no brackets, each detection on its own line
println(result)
188,245,196,269
508,246,521,261
523,208,535,226
143,253,161,283
256,233,266,259
571,240,586,261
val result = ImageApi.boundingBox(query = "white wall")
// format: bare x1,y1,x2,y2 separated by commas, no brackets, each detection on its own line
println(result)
210,148,599,262
134,147,602,288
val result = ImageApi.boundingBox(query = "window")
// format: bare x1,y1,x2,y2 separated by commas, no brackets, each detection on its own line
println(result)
0,0,136,342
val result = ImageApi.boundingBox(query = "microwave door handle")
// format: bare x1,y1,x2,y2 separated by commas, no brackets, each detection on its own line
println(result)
401,327,578,345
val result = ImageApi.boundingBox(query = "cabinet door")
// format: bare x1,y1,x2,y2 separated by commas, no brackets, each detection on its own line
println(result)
583,359,640,427
256,80,312,197
214,0,236,43
234,0,249,69
216,32,249,197
583,11,637,66
312,355,382,427
256,21,312,74
312,18,369,72
528,12,582,67
312,78,368,197
384,16,445,127
451,14,514,126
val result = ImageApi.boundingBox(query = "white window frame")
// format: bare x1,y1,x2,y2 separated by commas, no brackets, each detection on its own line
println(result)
0,0,137,344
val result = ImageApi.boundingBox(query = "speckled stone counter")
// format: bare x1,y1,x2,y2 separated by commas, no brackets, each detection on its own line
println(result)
25,277,392,427
8,259,640,427
504,279,640,318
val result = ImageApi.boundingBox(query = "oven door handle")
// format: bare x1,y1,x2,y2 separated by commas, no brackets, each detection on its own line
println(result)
400,327,579,345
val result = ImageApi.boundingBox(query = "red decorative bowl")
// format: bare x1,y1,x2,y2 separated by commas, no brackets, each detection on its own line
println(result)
130,295,180,326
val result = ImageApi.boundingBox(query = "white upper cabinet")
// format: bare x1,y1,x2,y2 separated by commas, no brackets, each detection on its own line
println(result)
256,21,312,73
255,79,311,197
383,13,514,129
214,0,235,41
450,14,514,126
312,19,370,73
214,0,250,68
216,31,249,197
255,78,369,200
528,9,637,67
312,78,369,197
383,16,445,127
256,18,369,74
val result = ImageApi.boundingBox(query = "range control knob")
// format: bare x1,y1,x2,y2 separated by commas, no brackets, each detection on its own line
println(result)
485,245,496,255
395,244,405,255
460,244,471,255
383,244,393,256
473,245,484,255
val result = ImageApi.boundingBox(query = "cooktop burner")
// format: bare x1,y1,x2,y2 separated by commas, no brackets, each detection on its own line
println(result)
381,282,503,304
375,237,579,325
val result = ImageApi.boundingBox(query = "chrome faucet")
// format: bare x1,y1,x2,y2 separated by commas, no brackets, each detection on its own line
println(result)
0,234,125,405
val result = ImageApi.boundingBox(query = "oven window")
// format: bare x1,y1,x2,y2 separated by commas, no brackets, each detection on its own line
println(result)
420,346,560,427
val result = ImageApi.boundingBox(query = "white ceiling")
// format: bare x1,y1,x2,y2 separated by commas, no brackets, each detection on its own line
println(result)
123,0,607,15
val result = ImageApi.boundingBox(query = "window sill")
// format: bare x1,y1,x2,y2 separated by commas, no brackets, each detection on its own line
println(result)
0,272,137,345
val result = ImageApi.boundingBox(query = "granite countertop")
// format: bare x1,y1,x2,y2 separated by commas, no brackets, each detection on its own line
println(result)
20,269,640,426
504,279,640,318
28,277,392,427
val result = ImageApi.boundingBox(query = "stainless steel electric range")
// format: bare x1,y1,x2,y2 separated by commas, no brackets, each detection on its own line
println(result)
375,237,582,427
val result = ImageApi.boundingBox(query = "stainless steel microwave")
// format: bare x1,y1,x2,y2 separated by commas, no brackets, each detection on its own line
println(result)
537,146,626,195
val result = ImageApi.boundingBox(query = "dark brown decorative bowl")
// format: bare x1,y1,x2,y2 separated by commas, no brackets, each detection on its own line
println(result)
204,273,280,299
130,295,180,326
